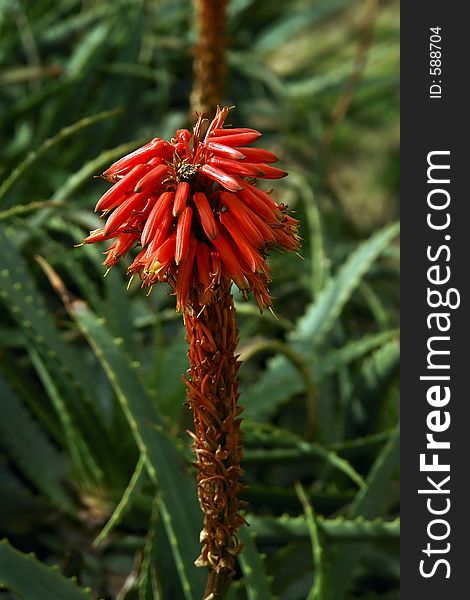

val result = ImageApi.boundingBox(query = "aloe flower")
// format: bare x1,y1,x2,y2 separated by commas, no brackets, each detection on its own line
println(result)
84,106,300,311
84,106,300,591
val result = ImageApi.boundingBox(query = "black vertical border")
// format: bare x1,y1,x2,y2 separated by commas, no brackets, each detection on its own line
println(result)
401,3,469,597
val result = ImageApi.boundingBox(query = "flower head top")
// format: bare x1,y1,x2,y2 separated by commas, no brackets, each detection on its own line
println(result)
84,106,300,311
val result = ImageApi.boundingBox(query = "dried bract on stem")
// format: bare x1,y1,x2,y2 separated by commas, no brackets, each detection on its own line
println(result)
184,285,245,575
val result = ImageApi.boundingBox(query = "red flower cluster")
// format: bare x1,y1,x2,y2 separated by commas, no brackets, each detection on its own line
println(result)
84,107,300,311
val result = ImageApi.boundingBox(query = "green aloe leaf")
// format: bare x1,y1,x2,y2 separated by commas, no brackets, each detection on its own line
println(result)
0,540,91,600
0,109,120,203
329,424,400,600
52,139,147,204
39,4,110,43
238,528,273,600
328,430,392,457
70,302,205,600
253,0,351,52
28,347,103,485
316,330,398,380
243,222,399,423
94,454,147,548
289,172,326,298
291,222,400,348
296,483,331,600
243,330,398,424
0,227,109,435
349,424,400,519
0,375,72,512
138,498,163,600
243,422,365,489
0,228,115,484
351,340,400,432
13,140,148,250
147,327,188,425
243,486,355,514
247,514,400,543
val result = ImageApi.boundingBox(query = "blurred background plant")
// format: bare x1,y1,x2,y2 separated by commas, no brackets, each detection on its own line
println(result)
0,0,399,598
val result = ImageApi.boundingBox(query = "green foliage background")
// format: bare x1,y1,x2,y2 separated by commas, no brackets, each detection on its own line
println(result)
0,1,399,598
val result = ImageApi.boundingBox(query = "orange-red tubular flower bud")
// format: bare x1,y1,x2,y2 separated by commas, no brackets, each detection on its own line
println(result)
219,213,261,272
175,206,193,265
205,141,246,160
199,164,242,192
109,140,172,176
176,237,197,312
144,232,177,280
234,146,278,163
211,231,248,291
196,242,213,304
209,131,261,146
103,193,149,235
83,228,118,244
143,208,174,255
103,232,139,268
155,231,177,265
141,191,175,247
103,139,161,176
212,127,261,138
242,181,280,210
95,164,148,212
173,182,190,216
236,186,278,223
274,227,301,252
243,207,277,243
208,156,265,177
210,250,222,290
222,191,277,243
193,192,218,240
255,164,288,179
146,156,164,168
134,164,169,193
176,128,191,143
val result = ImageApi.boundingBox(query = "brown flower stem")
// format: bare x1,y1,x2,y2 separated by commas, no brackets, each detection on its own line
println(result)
184,283,245,597
203,570,230,600
319,0,378,158
190,0,228,118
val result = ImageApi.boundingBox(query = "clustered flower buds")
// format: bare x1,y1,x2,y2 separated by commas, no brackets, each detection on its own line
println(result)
84,106,300,312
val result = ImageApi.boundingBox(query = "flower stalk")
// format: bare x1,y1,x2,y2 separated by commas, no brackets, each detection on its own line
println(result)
190,0,228,117
84,106,300,597
185,283,245,580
